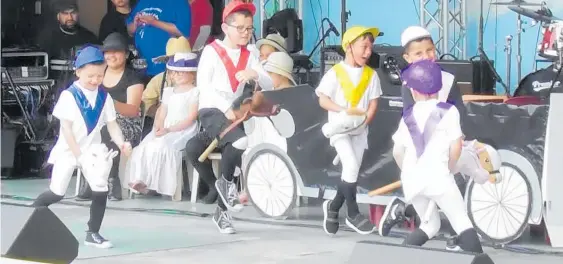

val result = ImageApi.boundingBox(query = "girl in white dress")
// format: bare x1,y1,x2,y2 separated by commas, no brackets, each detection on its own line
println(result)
127,53,199,200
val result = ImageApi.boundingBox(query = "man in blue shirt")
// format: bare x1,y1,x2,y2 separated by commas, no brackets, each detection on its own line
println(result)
127,0,192,80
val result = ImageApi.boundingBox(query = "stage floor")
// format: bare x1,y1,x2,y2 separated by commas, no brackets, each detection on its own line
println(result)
1,178,563,263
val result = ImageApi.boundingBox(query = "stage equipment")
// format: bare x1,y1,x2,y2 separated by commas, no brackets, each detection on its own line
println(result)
1,206,79,263
505,35,513,90
340,0,350,35
349,241,495,264
1,124,20,175
262,8,303,53
538,21,563,60
508,6,561,24
437,59,496,95
479,48,511,96
1,48,49,82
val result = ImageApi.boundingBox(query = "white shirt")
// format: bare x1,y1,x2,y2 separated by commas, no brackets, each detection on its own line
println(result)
197,39,273,112
48,82,117,165
392,99,462,201
315,62,382,148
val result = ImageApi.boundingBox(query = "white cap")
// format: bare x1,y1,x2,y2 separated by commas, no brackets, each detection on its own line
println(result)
263,52,296,86
401,26,432,47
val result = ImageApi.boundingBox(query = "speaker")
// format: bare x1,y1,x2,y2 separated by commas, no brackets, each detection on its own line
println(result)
1,206,79,263
437,60,496,95
349,241,495,264
263,8,303,53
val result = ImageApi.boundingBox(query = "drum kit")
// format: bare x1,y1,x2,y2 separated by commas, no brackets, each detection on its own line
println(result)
493,1,563,91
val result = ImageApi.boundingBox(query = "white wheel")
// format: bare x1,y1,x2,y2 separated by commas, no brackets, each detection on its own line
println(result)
244,148,297,219
466,162,532,245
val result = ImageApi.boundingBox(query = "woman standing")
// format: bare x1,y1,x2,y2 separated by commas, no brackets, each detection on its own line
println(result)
100,32,144,201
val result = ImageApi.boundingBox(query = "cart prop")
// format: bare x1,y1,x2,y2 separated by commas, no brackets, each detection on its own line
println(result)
239,85,563,247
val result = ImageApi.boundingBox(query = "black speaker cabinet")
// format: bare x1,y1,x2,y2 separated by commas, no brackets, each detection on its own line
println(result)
1,205,79,264
349,241,494,264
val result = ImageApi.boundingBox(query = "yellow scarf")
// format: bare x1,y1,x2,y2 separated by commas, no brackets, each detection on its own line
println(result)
333,63,374,107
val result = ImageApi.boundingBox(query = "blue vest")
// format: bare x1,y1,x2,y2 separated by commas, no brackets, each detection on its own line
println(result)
68,84,108,135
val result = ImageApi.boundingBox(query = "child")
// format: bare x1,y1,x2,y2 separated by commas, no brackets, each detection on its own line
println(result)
256,33,287,61
184,0,273,234
127,52,200,201
379,26,469,249
317,26,382,236
32,46,132,248
389,59,483,253
263,51,296,89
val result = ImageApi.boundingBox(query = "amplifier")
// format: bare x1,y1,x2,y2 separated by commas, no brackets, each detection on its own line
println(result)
437,59,496,95
1,48,49,82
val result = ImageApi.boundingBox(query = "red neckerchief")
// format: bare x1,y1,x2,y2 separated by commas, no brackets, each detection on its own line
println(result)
210,41,250,92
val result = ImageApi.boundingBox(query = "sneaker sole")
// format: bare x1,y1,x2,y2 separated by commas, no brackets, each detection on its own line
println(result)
322,200,337,236
84,241,113,249
345,218,375,235
379,200,397,236
212,217,236,234
215,181,244,213
446,245,462,252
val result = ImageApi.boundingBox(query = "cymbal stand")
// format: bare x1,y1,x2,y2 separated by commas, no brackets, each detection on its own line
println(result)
516,13,523,83
505,35,513,92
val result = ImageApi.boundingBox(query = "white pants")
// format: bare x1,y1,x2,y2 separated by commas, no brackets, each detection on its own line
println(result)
49,161,76,196
333,135,365,183
411,180,473,239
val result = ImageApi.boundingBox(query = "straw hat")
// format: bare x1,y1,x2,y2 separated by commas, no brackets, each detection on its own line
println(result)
263,52,296,85
256,34,287,53
153,36,192,63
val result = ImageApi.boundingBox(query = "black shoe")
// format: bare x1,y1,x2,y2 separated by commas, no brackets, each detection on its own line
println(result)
84,232,113,249
215,177,243,212
446,236,462,251
346,213,375,235
212,207,236,234
75,196,92,201
378,197,407,237
108,195,122,201
322,200,339,235
201,187,218,204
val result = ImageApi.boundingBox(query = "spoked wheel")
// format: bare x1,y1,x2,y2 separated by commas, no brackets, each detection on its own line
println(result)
244,148,297,219
466,162,532,245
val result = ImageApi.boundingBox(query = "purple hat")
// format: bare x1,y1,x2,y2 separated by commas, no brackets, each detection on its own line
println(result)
401,59,442,95
166,52,198,72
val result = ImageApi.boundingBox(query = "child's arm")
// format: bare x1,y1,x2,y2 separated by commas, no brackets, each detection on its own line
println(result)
318,94,346,112
104,95,131,155
449,137,463,172
249,55,274,90
445,107,464,172
51,91,82,159
365,71,383,124
316,70,345,112
198,47,233,115
153,104,167,130
391,121,407,170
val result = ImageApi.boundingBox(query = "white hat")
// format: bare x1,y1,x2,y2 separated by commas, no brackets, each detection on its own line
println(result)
166,52,198,72
256,34,288,53
401,26,432,47
263,52,296,86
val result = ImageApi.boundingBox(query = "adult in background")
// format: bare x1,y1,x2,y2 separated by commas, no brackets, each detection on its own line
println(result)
127,0,192,83
189,0,214,51
99,0,133,44
75,33,144,201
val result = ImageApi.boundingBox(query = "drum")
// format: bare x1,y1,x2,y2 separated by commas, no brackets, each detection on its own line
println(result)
515,65,563,97
538,21,563,60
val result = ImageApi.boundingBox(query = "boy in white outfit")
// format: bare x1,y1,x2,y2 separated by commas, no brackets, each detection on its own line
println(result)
32,46,132,248
317,26,382,236
390,59,483,253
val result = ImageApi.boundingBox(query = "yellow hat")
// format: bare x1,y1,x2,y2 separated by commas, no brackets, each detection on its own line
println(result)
341,26,380,50
153,36,192,63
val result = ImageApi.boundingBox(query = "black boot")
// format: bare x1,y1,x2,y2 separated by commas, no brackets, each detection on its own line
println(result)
403,228,430,246
457,228,484,253
76,174,92,201
107,176,122,201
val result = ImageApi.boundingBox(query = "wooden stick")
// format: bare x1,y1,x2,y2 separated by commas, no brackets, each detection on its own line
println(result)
367,181,402,196
198,111,250,162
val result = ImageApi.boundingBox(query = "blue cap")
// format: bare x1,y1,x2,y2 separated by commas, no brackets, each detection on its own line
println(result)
401,59,443,95
74,45,105,69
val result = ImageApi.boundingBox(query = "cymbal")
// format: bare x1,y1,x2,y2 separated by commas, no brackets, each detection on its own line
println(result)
492,0,541,6
508,6,561,23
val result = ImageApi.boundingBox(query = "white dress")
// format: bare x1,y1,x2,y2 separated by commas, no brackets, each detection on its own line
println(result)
126,87,199,198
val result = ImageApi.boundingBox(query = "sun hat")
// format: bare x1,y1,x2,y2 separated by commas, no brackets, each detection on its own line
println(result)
256,34,287,53
153,36,192,63
401,59,442,95
166,52,198,72
263,52,296,85
101,32,128,52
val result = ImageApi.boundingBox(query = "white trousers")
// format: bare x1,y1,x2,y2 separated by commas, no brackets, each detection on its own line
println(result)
411,180,473,239
49,161,76,196
333,135,365,183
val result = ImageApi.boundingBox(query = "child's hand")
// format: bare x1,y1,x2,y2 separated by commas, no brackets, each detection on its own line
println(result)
120,142,132,156
155,127,169,137
235,69,258,83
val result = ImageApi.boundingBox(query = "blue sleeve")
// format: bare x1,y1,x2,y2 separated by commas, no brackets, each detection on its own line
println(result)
126,1,143,25
174,0,192,37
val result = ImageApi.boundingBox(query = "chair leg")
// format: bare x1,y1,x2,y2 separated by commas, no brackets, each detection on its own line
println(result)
173,170,183,202
190,168,200,203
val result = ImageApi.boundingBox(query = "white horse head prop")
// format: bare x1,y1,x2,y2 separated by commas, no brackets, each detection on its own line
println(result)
322,110,367,138
455,140,502,184
78,143,119,192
